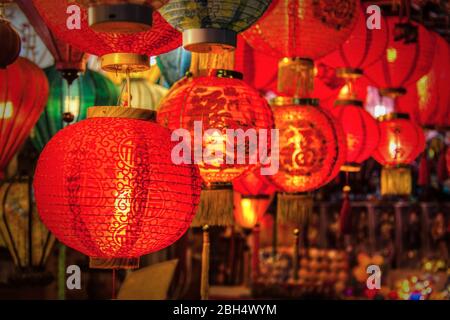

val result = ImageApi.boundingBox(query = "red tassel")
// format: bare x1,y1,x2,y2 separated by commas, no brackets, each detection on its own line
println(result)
437,147,448,184
418,153,430,186
339,186,352,235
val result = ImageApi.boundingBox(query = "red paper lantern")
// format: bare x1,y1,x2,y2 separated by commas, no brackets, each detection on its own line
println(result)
372,114,425,166
364,17,436,92
242,0,359,60
157,70,274,186
265,97,346,193
330,100,380,171
372,113,425,195
0,57,49,179
33,107,202,269
397,34,450,127
233,168,276,196
32,0,180,71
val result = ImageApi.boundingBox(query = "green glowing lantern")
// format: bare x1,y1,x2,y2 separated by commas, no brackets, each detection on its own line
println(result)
31,65,118,151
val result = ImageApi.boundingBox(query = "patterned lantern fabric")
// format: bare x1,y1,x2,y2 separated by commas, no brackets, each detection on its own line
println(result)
242,0,359,60
265,98,346,193
372,114,425,167
330,100,380,171
157,70,274,185
321,6,388,74
34,109,202,268
32,0,180,58
397,35,450,127
158,0,271,52
364,17,436,91
0,57,49,179
31,65,118,151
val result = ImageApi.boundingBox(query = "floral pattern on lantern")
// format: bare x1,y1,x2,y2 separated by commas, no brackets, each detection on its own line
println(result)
265,97,346,193
0,57,49,179
157,70,274,185
330,100,380,171
34,108,202,269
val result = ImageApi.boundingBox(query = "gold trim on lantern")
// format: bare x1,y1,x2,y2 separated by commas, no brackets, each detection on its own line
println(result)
100,53,150,73
341,162,361,172
270,96,319,107
87,3,154,33
336,67,363,79
334,99,363,107
377,112,410,122
183,28,237,53
379,87,407,98
194,69,243,80
87,106,156,121
89,257,140,269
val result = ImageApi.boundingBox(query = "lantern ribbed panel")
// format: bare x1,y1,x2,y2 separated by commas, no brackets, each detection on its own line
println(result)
0,57,49,177
330,103,380,166
159,0,271,33
157,74,274,185
372,117,425,166
31,65,119,151
34,116,202,260
32,0,180,57
265,101,346,193
242,0,359,60
321,7,388,70
233,168,276,196
397,35,450,127
364,17,436,89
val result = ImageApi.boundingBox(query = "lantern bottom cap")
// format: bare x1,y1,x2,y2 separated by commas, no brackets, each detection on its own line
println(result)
183,28,237,53
341,163,361,172
336,67,363,79
88,3,153,33
100,53,150,73
89,257,140,269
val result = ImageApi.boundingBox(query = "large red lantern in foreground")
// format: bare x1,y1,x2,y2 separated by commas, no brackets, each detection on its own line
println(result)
0,57,49,179
330,100,380,172
372,113,425,196
32,0,180,72
34,107,202,269
157,70,274,186
265,97,346,193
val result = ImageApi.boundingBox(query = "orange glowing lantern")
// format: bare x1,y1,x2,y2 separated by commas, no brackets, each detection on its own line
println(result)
372,113,425,196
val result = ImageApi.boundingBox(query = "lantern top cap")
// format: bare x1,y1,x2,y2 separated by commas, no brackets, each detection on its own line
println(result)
280,57,314,65
270,96,319,107
100,53,150,73
334,99,364,107
189,69,243,80
377,112,410,122
379,87,407,98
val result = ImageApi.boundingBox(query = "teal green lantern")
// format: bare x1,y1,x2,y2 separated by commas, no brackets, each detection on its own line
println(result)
31,66,118,151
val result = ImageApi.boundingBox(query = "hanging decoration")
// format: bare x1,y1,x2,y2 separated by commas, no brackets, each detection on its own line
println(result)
0,175,55,285
0,57,49,179
73,0,170,33
0,3,21,69
31,65,118,151
372,113,425,196
158,0,271,53
33,0,181,72
34,106,202,269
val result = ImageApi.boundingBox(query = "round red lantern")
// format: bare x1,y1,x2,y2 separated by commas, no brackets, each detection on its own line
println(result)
372,113,425,196
364,17,435,94
0,57,49,179
33,106,202,269
157,70,274,186
32,0,180,72
330,100,380,172
265,97,346,193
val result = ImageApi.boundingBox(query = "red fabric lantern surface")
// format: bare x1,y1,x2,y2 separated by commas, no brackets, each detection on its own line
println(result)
330,100,380,171
233,168,276,196
396,34,450,127
157,70,274,186
364,17,436,91
33,110,202,268
265,97,346,193
372,114,425,167
242,0,359,60
0,57,49,178
321,6,388,74
32,0,180,58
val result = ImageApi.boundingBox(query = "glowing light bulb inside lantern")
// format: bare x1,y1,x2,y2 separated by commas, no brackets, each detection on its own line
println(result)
0,101,13,119
63,96,80,119
239,198,258,229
